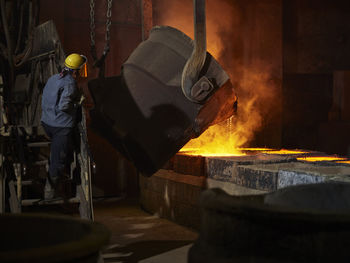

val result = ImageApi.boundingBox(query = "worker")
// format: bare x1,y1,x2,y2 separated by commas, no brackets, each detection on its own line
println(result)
41,53,87,199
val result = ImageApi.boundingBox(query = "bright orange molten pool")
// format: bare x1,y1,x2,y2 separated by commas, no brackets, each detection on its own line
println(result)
179,146,349,163
297,156,348,162
179,147,309,157
179,118,349,163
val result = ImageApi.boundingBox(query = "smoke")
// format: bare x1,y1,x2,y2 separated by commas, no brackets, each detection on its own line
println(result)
154,0,238,58
154,0,280,149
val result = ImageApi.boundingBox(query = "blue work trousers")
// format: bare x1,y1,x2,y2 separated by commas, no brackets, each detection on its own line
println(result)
42,122,74,185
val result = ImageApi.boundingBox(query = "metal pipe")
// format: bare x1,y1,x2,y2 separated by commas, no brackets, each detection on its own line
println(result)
1,0,15,123
14,0,26,55
14,0,37,67
0,0,13,66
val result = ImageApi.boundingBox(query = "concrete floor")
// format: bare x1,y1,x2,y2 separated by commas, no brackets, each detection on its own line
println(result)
93,197,198,263
21,196,198,262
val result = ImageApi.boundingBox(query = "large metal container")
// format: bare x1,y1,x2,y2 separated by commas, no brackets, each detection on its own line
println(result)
89,26,236,175
0,213,110,263
188,182,350,263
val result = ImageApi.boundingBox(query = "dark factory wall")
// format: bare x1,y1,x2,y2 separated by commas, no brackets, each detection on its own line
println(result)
282,0,350,155
38,0,142,197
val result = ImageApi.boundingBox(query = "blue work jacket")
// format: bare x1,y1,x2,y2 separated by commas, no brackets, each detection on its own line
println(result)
41,73,79,128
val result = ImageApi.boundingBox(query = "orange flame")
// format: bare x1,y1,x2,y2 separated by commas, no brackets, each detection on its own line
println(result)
181,68,272,155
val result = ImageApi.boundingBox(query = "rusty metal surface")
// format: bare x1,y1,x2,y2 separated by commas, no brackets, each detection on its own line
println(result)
89,26,235,175
172,153,205,177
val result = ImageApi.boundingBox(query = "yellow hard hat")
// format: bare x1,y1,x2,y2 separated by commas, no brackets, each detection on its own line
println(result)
64,53,87,70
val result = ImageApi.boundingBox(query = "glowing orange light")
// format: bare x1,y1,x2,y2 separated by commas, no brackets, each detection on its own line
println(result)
297,156,347,162
236,147,274,151
337,160,350,164
180,146,311,157
265,149,309,155
179,150,246,157
79,64,88,78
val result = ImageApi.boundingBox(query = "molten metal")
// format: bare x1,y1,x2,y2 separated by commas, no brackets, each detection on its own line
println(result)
180,145,350,163
180,143,310,157
297,156,348,162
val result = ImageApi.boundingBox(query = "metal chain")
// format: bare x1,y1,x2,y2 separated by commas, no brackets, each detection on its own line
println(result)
105,0,113,51
89,0,113,65
89,0,95,47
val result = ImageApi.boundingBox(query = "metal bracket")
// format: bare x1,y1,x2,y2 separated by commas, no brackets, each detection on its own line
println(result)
190,76,214,102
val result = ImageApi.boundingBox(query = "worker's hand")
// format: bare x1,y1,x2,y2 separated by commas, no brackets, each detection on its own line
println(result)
79,94,85,105
75,87,85,105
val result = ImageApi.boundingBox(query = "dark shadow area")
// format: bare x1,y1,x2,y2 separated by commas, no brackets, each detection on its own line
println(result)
102,240,193,263
22,203,81,217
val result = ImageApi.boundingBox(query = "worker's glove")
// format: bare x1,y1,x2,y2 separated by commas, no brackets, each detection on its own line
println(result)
0,125,9,136
78,94,85,105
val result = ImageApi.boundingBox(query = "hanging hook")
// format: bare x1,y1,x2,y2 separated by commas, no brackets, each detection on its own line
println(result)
181,0,212,103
